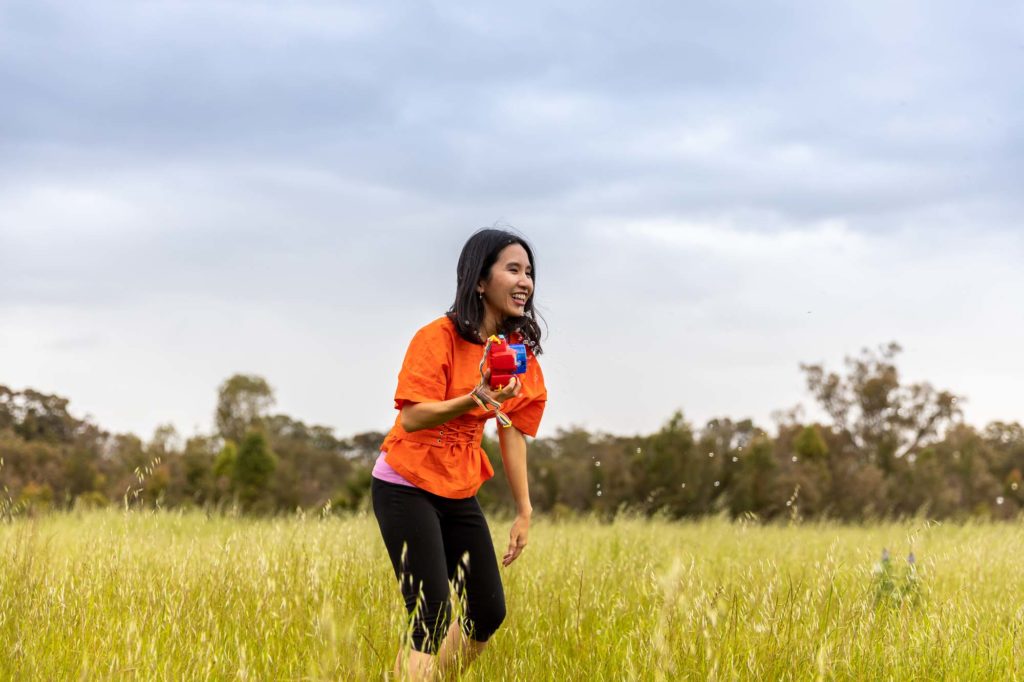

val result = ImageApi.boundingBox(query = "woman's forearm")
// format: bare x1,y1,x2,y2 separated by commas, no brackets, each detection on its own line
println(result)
498,426,533,516
400,395,477,432
401,375,522,433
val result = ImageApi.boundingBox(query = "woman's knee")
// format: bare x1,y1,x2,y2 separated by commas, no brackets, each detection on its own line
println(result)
464,593,506,642
410,597,453,654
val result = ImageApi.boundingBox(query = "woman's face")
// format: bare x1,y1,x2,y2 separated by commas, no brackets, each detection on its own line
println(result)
478,243,534,323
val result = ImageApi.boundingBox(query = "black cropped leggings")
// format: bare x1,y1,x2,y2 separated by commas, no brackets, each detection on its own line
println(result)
371,478,506,654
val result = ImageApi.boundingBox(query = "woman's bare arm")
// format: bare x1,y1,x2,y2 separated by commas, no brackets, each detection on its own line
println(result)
400,394,478,432
400,374,522,432
498,424,532,566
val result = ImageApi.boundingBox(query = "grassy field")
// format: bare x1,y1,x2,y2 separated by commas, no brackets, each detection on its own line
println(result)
1,509,1022,680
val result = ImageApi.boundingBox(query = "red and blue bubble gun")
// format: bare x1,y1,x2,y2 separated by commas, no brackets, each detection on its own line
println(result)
471,335,527,428
486,336,528,390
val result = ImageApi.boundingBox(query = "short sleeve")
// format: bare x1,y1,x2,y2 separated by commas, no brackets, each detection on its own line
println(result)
505,356,547,437
393,323,451,410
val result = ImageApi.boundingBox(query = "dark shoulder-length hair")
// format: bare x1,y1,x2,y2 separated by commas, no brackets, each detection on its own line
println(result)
446,228,545,355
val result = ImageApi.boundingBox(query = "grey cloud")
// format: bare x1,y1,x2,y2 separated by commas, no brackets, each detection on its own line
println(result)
4,0,1019,203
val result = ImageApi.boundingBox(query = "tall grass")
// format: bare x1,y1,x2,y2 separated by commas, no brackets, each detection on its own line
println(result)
1,509,1021,680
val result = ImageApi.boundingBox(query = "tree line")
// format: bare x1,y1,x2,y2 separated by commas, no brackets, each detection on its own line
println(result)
2,342,1022,521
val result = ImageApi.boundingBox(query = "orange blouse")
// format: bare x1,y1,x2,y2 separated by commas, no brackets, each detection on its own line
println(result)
381,316,547,499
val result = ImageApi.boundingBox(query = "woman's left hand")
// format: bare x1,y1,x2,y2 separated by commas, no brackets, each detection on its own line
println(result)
502,513,530,566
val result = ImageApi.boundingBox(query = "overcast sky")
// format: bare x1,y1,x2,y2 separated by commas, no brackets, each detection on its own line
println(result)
1,0,1021,443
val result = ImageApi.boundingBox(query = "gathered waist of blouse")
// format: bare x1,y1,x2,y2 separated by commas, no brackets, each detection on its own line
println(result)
381,411,495,498
395,415,488,447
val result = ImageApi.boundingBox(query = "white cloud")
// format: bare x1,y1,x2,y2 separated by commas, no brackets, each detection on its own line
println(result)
617,216,865,261
0,184,141,236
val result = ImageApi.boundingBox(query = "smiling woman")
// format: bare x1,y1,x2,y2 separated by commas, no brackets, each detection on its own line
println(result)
369,228,548,681
446,231,544,355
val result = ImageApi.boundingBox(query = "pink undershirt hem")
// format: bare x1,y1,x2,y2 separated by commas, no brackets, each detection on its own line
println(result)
371,451,417,487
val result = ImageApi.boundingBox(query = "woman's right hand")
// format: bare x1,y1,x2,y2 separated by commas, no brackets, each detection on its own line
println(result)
474,370,522,406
